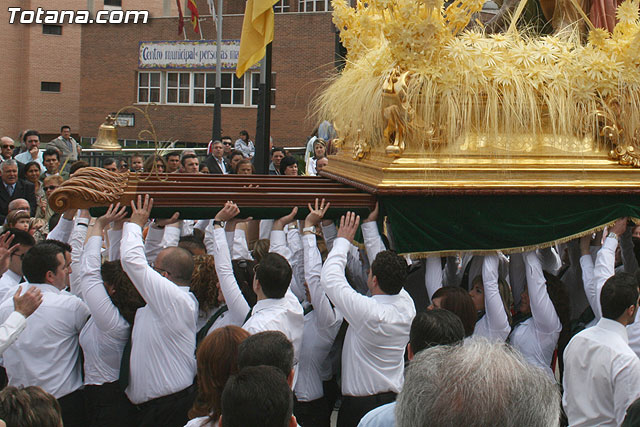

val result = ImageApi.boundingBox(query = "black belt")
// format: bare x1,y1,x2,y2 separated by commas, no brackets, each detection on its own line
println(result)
136,383,196,410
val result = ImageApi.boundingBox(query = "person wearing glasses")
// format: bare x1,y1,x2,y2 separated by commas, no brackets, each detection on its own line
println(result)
35,175,64,227
0,137,16,164
221,136,234,159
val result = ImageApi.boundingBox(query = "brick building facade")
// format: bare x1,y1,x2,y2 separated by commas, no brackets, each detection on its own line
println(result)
80,0,338,147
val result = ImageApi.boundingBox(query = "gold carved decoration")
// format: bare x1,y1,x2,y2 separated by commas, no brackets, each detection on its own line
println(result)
352,129,371,160
382,68,410,157
49,168,129,212
595,102,640,168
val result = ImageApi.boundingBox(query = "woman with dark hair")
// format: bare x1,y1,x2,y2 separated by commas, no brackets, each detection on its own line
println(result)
22,161,44,200
428,286,477,337
426,255,512,340
79,204,145,426
280,156,299,176
509,251,570,378
229,150,245,173
0,386,63,427
186,326,250,427
234,130,255,159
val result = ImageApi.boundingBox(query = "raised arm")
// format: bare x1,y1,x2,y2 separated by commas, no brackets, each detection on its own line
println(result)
120,196,195,322
68,210,91,298
106,217,125,261
482,254,510,339
47,209,76,243
82,204,130,332
523,250,561,334
424,257,443,300
361,203,386,266
270,208,304,302
305,199,341,328
206,203,251,324
320,212,377,331
286,222,307,303
579,234,599,317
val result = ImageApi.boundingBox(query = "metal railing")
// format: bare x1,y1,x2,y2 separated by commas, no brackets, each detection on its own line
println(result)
77,146,306,167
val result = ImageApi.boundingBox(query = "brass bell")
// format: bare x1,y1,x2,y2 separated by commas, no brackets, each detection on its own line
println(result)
93,115,122,151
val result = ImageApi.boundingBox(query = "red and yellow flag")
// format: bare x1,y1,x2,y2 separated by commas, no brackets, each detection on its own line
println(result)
176,0,184,35
235,0,279,78
187,0,201,34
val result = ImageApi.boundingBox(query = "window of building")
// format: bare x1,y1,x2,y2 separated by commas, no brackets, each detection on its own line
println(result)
221,73,245,105
298,0,329,12
42,24,62,35
274,0,290,13
193,72,216,104
137,71,274,107
251,73,276,106
138,72,161,103
41,82,61,92
167,72,191,104
104,0,122,7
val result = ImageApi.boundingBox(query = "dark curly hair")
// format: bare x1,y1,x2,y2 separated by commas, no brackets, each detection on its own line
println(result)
191,255,220,314
100,261,145,324
371,250,408,295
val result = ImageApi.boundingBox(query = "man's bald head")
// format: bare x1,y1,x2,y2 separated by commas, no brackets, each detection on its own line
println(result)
8,199,29,214
155,246,194,286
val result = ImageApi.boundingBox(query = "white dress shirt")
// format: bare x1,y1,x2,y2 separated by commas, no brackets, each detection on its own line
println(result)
473,255,510,341
47,216,74,243
563,318,640,426
0,311,26,354
79,236,130,386
0,270,22,302
120,222,198,404
0,283,89,398
294,233,343,402
320,237,416,396
15,150,44,168
206,226,304,360
509,251,562,378
581,236,640,357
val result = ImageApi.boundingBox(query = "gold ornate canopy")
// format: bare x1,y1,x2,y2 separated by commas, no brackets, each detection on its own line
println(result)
317,0,640,194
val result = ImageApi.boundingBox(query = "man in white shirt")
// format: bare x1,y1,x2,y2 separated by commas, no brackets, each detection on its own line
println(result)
320,212,416,427
0,242,90,427
563,271,640,426
0,285,42,354
15,130,44,168
210,202,304,360
121,195,198,427
0,229,35,301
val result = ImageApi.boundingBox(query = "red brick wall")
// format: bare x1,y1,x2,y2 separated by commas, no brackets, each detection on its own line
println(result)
80,11,337,147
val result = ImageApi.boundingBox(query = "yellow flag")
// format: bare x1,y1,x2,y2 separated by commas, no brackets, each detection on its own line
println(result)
235,0,278,78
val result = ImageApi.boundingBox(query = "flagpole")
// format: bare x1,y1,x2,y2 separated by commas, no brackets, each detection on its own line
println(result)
254,43,272,175
211,0,223,142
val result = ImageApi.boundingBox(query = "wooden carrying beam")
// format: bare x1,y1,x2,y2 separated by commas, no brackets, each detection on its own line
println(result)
49,167,376,219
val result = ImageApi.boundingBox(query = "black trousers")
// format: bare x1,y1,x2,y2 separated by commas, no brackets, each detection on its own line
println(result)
134,384,197,427
337,392,397,427
58,388,89,427
294,396,331,427
85,381,135,427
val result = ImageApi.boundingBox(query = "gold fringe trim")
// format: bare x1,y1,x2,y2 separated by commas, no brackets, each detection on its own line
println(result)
402,218,640,259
